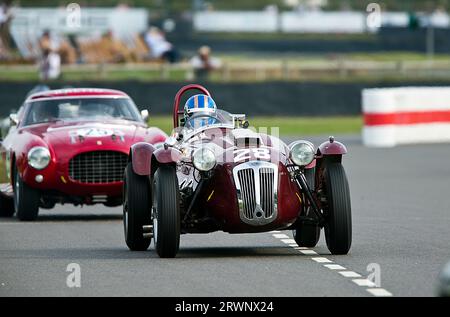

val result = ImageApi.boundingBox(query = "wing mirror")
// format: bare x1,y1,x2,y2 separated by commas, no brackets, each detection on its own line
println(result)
140,109,149,122
9,113,18,126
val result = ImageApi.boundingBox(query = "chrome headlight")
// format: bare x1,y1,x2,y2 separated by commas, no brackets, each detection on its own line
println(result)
27,146,51,170
290,141,315,167
192,147,216,172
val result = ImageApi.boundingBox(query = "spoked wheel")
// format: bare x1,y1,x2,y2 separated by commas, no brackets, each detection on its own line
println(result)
152,165,180,258
0,195,15,218
14,165,40,221
323,163,352,255
123,163,152,251
293,167,320,248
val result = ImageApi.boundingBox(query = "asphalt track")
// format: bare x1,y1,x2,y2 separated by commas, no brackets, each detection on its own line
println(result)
0,135,449,297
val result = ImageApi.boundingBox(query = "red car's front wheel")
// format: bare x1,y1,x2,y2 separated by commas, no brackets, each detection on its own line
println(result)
152,165,180,258
14,165,40,221
323,163,352,255
293,167,321,248
123,163,152,251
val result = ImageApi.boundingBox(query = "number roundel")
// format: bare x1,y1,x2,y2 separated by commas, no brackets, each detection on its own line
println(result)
233,148,270,163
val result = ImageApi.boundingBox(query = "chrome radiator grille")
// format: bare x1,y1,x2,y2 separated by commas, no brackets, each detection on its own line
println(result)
69,151,128,184
237,169,256,220
233,161,278,226
260,168,275,218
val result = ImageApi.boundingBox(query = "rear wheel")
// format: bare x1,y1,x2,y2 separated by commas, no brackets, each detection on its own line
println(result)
14,165,40,221
0,194,15,217
123,163,152,251
323,163,352,255
293,167,320,247
153,165,180,258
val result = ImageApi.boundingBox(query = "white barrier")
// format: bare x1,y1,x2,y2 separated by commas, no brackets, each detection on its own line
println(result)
362,87,450,147
281,11,366,33
193,11,278,33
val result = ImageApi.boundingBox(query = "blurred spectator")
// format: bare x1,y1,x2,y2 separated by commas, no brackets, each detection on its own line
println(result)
39,31,61,80
144,27,179,63
0,0,13,58
98,31,133,63
59,37,78,64
190,46,221,81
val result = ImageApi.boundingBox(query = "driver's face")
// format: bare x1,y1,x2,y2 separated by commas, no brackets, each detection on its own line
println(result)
34,105,57,122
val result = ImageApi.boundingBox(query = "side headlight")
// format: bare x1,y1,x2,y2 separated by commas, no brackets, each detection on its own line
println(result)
192,147,216,172
290,141,315,167
27,146,51,170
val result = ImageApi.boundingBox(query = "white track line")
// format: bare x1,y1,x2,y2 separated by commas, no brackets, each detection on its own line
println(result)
324,264,346,270
367,288,393,297
353,279,376,287
311,257,333,263
270,233,394,297
299,250,318,255
272,233,289,239
281,239,297,244
339,271,362,278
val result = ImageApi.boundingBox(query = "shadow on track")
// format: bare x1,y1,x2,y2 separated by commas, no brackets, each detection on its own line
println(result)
34,214,123,222
3,246,306,260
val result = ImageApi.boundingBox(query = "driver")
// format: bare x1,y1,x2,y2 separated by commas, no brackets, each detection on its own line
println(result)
32,103,59,123
183,94,218,128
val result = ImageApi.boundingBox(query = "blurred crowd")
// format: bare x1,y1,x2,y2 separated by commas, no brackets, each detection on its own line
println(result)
34,27,220,80
0,0,12,59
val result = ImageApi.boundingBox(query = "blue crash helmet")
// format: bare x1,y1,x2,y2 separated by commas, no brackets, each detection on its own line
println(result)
184,94,218,128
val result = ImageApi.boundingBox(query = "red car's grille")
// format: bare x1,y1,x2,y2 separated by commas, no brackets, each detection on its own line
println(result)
237,167,275,220
69,151,128,184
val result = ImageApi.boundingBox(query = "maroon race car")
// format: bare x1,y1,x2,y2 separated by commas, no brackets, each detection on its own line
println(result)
123,84,352,258
0,88,167,221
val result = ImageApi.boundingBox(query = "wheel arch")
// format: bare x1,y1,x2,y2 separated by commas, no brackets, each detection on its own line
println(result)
129,142,181,177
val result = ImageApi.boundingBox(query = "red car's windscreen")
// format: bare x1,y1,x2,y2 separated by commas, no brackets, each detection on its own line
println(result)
22,97,142,126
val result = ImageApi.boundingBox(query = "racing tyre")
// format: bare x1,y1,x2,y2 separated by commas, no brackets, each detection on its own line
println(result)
323,163,352,255
0,195,15,217
293,167,320,247
293,222,320,248
153,165,180,258
14,165,40,221
123,163,152,251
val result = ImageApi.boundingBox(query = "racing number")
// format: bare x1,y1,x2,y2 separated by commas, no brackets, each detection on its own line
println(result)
234,148,270,162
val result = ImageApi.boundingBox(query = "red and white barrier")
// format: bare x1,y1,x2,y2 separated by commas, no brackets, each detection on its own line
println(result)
362,87,450,147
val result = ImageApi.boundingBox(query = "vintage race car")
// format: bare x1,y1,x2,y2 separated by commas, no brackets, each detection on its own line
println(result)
0,88,167,221
123,84,352,258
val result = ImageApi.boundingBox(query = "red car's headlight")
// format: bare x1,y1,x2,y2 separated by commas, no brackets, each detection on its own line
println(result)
27,146,51,170
290,141,315,167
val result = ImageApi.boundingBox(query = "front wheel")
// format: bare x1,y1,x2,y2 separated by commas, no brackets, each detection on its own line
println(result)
293,222,320,248
123,163,152,251
323,163,352,255
293,167,320,247
14,165,40,221
153,165,180,258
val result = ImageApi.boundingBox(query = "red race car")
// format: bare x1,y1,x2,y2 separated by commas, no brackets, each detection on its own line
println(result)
123,84,352,258
0,88,167,221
